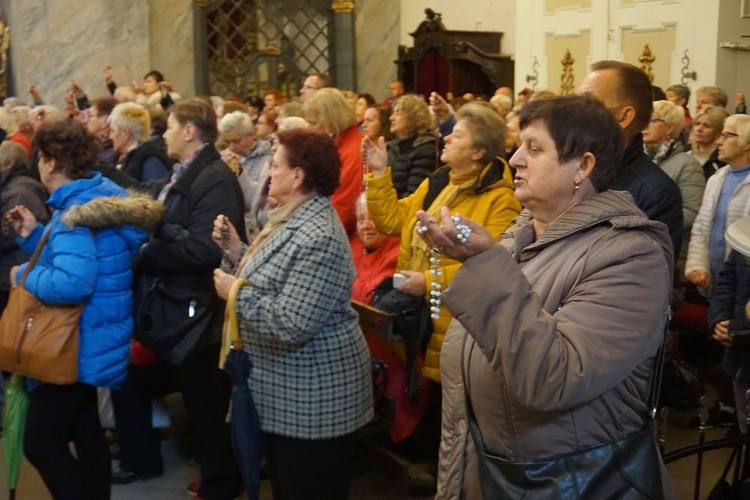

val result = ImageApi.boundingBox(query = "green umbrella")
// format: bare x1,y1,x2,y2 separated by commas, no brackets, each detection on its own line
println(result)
2,374,28,500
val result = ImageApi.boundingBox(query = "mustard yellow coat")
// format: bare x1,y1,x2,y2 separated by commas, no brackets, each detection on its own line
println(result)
366,159,521,382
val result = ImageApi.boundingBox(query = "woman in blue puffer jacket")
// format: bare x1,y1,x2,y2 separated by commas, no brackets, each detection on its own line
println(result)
7,120,163,500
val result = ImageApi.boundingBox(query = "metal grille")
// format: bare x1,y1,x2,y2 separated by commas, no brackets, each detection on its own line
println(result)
205,0,332,99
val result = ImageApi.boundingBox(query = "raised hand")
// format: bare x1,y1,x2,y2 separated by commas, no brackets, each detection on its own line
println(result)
28,84,41,102
429,92,451,123
70,80,84,98
6,205,38,238
361,136,388,176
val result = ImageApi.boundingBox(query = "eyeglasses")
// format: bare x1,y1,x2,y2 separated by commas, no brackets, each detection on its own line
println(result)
301,84,318,91
720,132,739,140
649,117,666,124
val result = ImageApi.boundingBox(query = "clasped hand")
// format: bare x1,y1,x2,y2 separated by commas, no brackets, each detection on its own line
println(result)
211,214,242,300
6,205,38,288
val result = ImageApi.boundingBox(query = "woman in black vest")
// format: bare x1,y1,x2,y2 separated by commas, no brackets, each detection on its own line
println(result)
109,102,171,183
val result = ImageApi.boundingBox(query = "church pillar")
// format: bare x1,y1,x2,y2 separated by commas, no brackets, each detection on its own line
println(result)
331,1,356,91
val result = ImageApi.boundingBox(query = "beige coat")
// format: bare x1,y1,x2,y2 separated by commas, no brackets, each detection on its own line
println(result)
436,190,674,499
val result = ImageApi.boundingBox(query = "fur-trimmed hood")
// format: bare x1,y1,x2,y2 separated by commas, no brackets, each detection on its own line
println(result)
61,193,164,231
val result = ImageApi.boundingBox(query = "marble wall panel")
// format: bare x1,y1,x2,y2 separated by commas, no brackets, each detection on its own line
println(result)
4,0,150,106
149,0,195,99
355,0,399,101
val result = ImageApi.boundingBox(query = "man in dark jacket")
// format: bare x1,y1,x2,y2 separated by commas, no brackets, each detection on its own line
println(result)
578,60,683,256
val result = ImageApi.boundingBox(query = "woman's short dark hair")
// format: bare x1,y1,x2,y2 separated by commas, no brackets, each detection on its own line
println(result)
358,93,376,108
90,96,118,117
35,121,98,180
519,95,624,192
168,98,218,144
244,95,265,112
372,105,394,141
277,129,340,196
144,70,165,82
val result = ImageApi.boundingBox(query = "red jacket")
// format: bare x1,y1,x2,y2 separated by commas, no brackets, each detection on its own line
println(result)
350,235,400,304
332,125,364,235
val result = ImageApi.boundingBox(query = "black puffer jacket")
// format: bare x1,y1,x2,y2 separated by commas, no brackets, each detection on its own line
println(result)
0,165,49,290
387,132,439,198
121,141,173,183
611,135,683,257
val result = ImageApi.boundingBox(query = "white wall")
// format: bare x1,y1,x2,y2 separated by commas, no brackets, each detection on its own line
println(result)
515,0,731,113
400,0,516,55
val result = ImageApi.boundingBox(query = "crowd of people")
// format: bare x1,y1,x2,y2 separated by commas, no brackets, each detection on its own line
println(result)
0,60,749,500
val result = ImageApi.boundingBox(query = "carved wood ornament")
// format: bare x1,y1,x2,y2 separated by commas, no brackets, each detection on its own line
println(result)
560,49,575,96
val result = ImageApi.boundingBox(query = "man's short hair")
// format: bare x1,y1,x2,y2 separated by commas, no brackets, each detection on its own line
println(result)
591,60,653,133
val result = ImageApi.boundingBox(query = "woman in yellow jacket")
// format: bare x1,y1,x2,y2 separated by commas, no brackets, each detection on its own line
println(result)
364,101,521,383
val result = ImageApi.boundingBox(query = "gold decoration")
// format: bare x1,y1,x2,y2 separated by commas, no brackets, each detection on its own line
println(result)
331,1,355,13
233,59,243,95
195,0,208,7
0,18,9,99
560,49,575,96
639,44,655,82
263,42,282,56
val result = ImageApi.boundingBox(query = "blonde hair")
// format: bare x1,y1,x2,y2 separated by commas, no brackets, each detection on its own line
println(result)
393,94,435,136
302,88,356,135
30,105,62,124
652,100,684,139
109,102,150,143
696,86,728,108
455,102,507,163
0,140,29,172
691,105,729,154
0,108,15,134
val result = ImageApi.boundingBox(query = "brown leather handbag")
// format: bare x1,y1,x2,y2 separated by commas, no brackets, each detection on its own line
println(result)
0,227,82,384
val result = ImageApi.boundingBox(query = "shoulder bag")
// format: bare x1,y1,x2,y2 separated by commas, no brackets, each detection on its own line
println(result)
461,327,667,499
0,226,81,384
134,275,219,366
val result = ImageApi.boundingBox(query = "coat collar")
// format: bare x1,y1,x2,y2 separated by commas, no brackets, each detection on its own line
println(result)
283,195,331,231
170,144,221,196
507,190,666,256
46,171,104,211
623,134,646,167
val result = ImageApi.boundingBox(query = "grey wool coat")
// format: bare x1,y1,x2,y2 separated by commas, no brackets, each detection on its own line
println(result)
233,195,374,440
436,190,675,499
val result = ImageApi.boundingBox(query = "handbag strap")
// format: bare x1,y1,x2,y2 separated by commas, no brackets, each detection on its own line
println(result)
18,225,54,288
647,308,671,420
219,277,249,369
461,306,671,449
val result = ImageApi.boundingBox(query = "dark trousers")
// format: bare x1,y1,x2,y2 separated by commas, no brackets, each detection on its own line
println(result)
112,343,241,499
265,431,357,500
111,362,180,474
24,382,110,500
